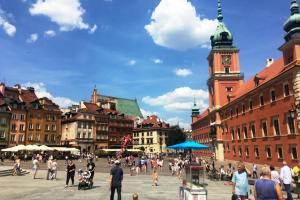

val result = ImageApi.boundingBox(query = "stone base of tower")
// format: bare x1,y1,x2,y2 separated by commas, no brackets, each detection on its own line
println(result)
215,140,224,161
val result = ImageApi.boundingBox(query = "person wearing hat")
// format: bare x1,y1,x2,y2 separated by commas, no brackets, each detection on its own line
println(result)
46,157,53,180
109,160,123,200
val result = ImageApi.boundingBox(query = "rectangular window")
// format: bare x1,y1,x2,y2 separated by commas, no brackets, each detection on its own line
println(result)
45,134,48,142
231,128,235,140
52,125,56,131
88,132,91,138
230,109,233,118
12,114,17,120
233,146,236,155
273,119,280,135
284,84,290,96
249,100,253,110
46,115,50,121
83,122,87,128
88,122,92,129
51,135,55,142
227,143,230,152
288,117,295,134
37,113,41,118
45,124,49,131
0,130,5,138
237,127,241,139
260,95,264,106
245,146,249,156
20,114,25,120
1,117,6,125
35,134,40,141
266,146,271,158
243,125,248,139
29,122,33,130
235,107,238,116
19,124,24,131
271,90,276,102
255,146,260,157
30,113,34,118
11,134,15,141
52,116,56,121
225,67,229,74
77,133,81,138
242,104,245,113
277,145,283,159
225,122,228,132
239,146,242,156
83,132,86,138
226,87,232,92
251,124,256,138
18,135,23,142
291,145,298,160
28,133,32,141
36,123,41,130
12,124,16,130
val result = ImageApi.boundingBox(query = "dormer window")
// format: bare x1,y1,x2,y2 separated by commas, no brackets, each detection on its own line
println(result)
21,105,25,110
1,107,6,112
13,104,17,109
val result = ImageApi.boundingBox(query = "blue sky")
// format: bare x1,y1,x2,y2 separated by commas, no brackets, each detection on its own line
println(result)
0,0,292,129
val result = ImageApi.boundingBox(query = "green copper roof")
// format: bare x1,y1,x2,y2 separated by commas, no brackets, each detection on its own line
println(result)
192,97,200,115
283,0,300,41
210,0,235,49
98,95,143,118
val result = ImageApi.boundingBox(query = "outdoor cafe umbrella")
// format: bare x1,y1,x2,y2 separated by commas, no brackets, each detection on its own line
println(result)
167,141,212,160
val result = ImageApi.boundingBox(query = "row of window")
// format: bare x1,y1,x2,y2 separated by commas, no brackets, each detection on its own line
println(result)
225,144,298,160
29,113,57,121
133,132,168,137
12,114,26,120
77,132,92,139
28,133,56,142
223,83,290,119
96,124,108,131
96,134,108,140
109,128,131,133
28,123,56,131
78,121,93,129
109,122,132,126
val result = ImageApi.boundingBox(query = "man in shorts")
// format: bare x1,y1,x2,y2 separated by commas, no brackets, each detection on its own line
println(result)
86,158,96,187
13,156,21,175
32,157,40,179
293,161,300,199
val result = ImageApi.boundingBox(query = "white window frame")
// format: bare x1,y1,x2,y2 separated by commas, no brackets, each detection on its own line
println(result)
36,123,41,130
52,115,56,121
261,119,268,137
1,117,6,125
277,145,283,159
238,146,242,156
10,134,15,141
35,134,40,141
254,146,260,157
46,115,50,121
286,113,295,134
20,114,25,120
291,144,298,160
259,93,264,106
272,116,280,136
236,125,241,140
0,130,5,138
28,133,32,141
242,124,248,139
52,125,56,131
266,145,271,158
245,146,249,156
231,127,235,140
250,122,256,138
270,88,276,102
283,81,290,97
45,124,49,131
19,124,24,131
233,146,236,155
12,114,17,120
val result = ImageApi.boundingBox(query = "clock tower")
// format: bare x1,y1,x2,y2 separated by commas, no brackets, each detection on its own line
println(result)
207,0,244,112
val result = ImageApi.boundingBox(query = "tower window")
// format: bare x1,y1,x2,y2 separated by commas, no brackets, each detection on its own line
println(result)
226,87,232,92
225,67,230,74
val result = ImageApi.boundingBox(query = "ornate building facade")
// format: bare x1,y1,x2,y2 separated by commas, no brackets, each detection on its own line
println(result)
191,0,300,167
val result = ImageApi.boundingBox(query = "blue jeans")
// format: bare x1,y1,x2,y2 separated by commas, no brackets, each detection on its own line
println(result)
283,184,293,200
110,186,121,200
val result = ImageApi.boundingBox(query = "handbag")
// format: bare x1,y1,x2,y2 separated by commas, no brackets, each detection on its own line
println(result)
294,176,299,182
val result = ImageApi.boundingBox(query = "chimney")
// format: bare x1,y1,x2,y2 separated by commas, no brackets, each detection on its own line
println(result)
27,87,35,93
266,58,274,68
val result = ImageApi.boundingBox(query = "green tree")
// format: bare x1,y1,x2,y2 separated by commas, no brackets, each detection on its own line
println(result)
166,125,186,147
140,146,145,153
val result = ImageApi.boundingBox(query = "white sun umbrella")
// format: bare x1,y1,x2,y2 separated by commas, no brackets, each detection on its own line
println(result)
24,145,40,151
39,145,53,151
12,145,26,151
1,147,16,151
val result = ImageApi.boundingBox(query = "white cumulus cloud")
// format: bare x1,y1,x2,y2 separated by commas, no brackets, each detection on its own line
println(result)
173,69,192,76
142,87,208,112
166,116,191,130
89,24,97,34
144,0,218,51
44,30,56,37
29,0,91,32
0,7,16,36
140,109,160,119
154,59,163,64
22,82,78,108
26,33,38,43
128,60,136,65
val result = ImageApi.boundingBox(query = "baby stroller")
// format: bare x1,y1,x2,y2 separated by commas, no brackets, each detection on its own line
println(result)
78,171,92,190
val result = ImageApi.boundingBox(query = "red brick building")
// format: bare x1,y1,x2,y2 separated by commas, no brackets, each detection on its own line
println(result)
191,1,300,167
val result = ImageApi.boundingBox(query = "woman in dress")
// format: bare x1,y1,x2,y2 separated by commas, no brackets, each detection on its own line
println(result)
65,160,76,188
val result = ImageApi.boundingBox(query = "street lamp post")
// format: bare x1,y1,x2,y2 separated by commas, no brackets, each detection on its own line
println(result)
289,103,300,119
209,124,217,160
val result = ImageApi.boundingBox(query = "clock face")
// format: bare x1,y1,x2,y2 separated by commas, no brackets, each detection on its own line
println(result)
222,55,231,65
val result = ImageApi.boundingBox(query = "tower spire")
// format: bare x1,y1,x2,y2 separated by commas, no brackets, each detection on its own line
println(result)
217,0,223,22
291,0,299,15
283,0,300,42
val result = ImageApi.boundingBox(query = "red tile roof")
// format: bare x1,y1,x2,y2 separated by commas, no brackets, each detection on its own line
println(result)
19,89,38,108
224,57,285,105
83,102,100,114
0,98,5,105
135,115,169,130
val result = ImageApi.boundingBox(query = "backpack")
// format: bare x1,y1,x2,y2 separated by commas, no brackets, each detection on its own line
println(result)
138,160,141,165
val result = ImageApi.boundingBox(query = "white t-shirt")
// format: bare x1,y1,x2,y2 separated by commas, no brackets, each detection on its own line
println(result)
221,168,225,174
52,162,57,170
33,160,38,168
271,170,280,184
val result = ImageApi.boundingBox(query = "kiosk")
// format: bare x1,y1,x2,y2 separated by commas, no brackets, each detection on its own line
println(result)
181,164,207,200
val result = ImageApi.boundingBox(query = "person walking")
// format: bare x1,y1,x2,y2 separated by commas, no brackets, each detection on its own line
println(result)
254,166,284,200
0,154,4,165
232,162,251,200
109,160,123,200
65,155,68,164
86,159,96,187
51,159,59,180
24,154,27,162
32,157,40,179
46,157,53,180
280,161,294,200
292,161,300,199
65,160,76,188
270,165,280,184
253,163,258,179
152,169,160,186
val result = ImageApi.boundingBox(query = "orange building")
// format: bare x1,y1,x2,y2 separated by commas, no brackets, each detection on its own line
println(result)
191,1,300,167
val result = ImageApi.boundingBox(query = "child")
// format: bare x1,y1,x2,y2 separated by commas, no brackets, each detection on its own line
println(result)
77,169,83,183
151,170,159,186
